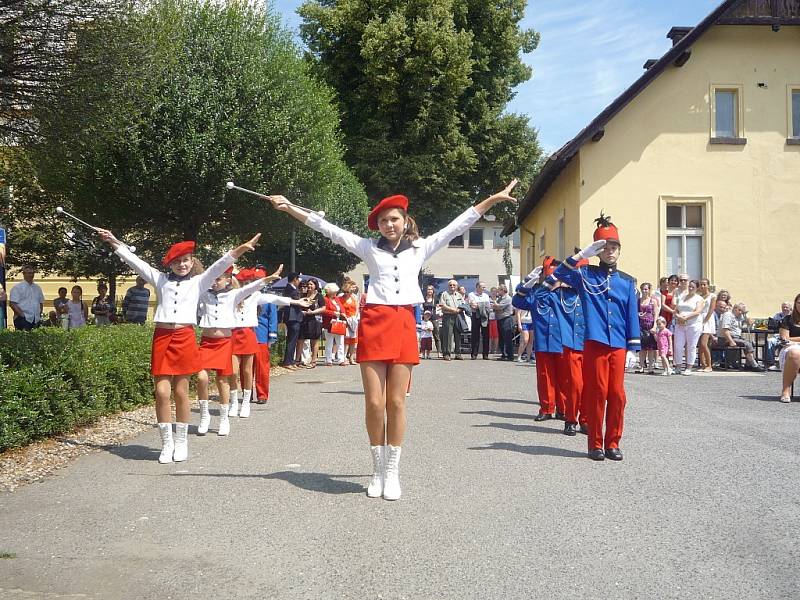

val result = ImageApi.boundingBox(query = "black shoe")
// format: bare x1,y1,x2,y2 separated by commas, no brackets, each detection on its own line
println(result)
555,412,565,421
534,412,553,422
454,355,462,360
579,424,589,435
744,364,765,372
588,448,605,461
255,400,268,405
604,448,623,461
564,423,577,436
471,355,477,360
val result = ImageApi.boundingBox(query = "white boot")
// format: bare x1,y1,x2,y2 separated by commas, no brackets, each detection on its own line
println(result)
239,389,251,418
366,445,385,498
197,400,210,435
218,404,230,436
383,445,402,501
228,389,239,417
173,423,189,462
158,423,174,464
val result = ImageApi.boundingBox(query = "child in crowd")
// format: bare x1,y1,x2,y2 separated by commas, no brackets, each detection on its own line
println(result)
54,287,69,328
419,310,434,359
656,316,673,376
67,285,88,329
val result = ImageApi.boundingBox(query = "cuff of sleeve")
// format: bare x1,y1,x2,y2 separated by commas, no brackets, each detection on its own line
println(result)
306,212,324,230
565,256,579,269
543,275,557,290
115,245,133,259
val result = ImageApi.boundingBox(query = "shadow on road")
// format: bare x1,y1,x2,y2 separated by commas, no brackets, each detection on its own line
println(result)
473,422,561,435
468,442,585,458
739,395,796,403
106,444,161,461
319,390,364,396
460,410,534,420
464,397,539,407
171,471,367,494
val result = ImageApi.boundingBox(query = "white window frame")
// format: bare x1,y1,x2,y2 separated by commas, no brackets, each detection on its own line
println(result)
710,84,744,140
659,196,713,281
538,231,545,257
788,85,800,140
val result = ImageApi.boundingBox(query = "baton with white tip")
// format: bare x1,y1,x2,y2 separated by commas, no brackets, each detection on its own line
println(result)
225,181,325,218
55,207,136,252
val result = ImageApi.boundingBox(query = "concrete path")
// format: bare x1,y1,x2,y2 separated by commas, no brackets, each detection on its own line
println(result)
1,359,798,599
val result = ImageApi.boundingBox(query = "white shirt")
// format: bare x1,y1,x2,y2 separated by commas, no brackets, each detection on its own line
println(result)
467,291,491,305
674,292,705,327
115,246,234,325
306,207,481,306
234,292,290,328
198,279,265,330
9,280,45,323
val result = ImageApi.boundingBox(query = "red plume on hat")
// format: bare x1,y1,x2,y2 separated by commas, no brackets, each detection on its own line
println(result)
593,211,620,243
162,241,195,267
542,255,561,278
368,195,409,231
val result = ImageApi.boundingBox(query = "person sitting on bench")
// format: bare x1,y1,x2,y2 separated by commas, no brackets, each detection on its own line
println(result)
714,302,764,371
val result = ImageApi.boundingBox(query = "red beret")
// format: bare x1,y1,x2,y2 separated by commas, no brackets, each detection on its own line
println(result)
235,268,252,281
224,266,234,275
252,267,267,278
162,241,195,267
368,195,409,231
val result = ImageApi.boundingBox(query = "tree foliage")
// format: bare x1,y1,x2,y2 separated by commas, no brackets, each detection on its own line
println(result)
22,0,368,280
299,0,543,231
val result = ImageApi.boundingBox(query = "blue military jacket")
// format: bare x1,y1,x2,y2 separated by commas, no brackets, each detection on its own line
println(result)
255,302,279,345
545,256,641,351
513,283,563,353
552,285,585,352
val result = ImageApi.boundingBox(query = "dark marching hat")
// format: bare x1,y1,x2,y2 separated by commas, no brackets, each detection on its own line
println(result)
368,195,409,231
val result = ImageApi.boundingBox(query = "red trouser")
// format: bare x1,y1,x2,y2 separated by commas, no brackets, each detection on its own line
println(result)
254,343,271,401
582,341,627,451
559,346,584,425
535,351,561,415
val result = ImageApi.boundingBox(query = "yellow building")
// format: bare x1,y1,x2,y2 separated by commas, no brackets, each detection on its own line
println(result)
504,0,800,316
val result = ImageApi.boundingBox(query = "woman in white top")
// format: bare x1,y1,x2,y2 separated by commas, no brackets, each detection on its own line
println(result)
673,278,706,375
697,278,718,372
264,180,518,501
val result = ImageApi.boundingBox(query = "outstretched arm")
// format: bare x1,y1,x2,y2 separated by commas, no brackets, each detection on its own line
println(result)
97,229,161,287
265,195,368,260
198,233,262,291
423,180,519,260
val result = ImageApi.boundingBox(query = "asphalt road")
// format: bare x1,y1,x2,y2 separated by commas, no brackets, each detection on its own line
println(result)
1,359,798,600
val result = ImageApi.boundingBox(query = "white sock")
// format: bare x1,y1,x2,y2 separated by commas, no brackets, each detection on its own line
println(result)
242,389,252,403
230,389,239,403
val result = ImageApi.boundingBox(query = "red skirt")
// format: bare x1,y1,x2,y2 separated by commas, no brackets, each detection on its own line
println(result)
151,326,199,376
231,327,259,356
357,304,419,365
198,336,234,376
488,319,499,339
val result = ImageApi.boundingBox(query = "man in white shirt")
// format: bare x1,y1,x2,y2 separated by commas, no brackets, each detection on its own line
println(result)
467,281,492,359
9,264,45,331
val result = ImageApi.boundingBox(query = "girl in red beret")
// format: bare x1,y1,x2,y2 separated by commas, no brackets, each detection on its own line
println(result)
265,180,518,500
97,229,261,463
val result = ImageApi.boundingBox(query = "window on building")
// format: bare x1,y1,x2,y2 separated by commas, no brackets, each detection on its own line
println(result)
448,234,464,248
792,89,800,138
538,232,545,256
468,228,484,248
714,89,740,139
665,204,704,278
492,228,521,249
557,216,565,259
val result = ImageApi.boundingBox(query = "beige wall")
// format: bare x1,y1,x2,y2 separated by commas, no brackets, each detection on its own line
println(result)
522,25,800,316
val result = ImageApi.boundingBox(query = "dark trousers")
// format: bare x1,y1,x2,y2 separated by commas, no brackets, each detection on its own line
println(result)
282,321,301,366
470,317,489,358
497,316,515,359
13,316,39,331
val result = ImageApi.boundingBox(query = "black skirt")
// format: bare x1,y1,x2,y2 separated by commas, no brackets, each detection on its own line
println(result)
299,317,322,340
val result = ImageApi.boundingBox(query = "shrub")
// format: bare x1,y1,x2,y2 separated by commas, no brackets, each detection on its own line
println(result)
0,325,154,451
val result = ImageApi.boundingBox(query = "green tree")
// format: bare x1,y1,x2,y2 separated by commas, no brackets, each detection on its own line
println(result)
299,0,542,230
25,0,369,279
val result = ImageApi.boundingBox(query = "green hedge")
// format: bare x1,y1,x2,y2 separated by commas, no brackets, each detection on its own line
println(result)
0,325,154,452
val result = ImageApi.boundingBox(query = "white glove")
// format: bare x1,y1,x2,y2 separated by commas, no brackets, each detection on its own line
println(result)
578,240,606,259
625,351,637,370
522,266,543,288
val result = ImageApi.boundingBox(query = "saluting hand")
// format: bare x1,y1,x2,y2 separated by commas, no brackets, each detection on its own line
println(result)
232,233,261,258
578,239,606,259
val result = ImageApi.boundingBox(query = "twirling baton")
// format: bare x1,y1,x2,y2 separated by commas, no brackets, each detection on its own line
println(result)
225,181,325,218
55,207,136,252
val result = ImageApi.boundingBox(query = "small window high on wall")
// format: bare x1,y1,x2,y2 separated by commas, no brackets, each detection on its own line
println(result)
711,86,745,144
